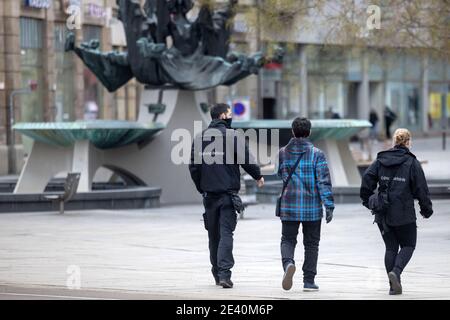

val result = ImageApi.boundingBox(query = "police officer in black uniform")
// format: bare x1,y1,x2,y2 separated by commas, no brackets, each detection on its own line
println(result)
189,103,264,288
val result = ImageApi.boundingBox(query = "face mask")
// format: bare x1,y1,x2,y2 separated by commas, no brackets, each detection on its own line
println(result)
224,117,233,128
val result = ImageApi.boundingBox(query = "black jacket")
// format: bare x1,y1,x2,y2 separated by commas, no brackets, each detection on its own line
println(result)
189,119,262,194
360,145,433,226
369,112,379,126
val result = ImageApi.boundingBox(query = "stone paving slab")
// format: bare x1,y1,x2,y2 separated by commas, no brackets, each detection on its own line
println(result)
0,200,449,300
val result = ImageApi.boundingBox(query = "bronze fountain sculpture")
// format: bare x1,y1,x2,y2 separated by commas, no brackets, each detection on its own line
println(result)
65,0,284,91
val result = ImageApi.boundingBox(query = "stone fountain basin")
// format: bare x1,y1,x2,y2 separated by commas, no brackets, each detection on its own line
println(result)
13,120,165,149
232,119,372,142
233,119,372,187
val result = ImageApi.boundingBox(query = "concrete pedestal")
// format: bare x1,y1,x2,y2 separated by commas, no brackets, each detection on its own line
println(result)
106,90,210,203
0,146,8,175
14,90,210,204
315,139,362,186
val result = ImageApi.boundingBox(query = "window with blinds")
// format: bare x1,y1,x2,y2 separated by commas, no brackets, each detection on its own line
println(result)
19,17,45,123
83,25,102,43
81,25,104,119
20,17,43,49
54,23,75,121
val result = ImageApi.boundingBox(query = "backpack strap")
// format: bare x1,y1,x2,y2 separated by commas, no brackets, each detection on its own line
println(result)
281,153,304,196
380,163,402,192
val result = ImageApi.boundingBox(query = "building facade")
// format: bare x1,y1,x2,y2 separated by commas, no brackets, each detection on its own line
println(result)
254,44,450,133
217,0,450,137
0,0,139,174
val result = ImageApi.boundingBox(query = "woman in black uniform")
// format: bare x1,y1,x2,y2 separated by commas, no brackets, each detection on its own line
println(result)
360,128,433,295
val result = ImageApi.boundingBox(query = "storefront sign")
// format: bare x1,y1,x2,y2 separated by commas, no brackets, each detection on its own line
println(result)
24,0,52,9
87,3,106,18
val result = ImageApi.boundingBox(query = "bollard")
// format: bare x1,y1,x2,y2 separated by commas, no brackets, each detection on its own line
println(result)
443,130,447,151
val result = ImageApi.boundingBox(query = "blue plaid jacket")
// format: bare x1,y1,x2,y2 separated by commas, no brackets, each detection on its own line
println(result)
277,138,334,221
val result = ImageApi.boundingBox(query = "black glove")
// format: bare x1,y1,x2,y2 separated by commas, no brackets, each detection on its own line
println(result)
421,210,433,219
326,207,334,224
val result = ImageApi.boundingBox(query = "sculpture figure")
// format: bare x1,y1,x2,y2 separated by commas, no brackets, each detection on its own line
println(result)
65,0,284,92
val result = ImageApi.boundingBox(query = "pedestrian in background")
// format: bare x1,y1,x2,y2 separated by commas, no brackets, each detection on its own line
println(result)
369,109,379,141
384,106,397,140
360,128,433,295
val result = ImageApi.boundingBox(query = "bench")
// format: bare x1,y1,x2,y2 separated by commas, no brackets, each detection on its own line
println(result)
43,172,81,214
146,103,166,122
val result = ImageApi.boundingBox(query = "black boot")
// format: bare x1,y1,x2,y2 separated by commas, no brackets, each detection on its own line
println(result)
282,263,296,291
219,279,234,289
388,271,402,295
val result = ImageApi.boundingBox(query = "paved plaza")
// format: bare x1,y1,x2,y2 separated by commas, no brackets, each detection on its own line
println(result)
0,199,449,300
351,135,450,181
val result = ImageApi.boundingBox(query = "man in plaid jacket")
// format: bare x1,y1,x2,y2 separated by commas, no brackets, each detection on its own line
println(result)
277,117,335,292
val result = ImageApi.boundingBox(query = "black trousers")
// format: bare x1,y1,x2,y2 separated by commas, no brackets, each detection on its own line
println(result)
385,121,393,139
378,222,417,279
281,220,321,283
203,193,237,281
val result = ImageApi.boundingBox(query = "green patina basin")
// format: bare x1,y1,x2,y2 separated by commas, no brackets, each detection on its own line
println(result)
13,120,166,149
232,119,372,141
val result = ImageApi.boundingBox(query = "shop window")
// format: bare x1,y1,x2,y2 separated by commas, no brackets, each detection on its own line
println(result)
19,17,45,123
307,45,346,76
385,50,404,81
82,25,104,120
367,50,383,82
447,58,450,81
428,57,446,82
385,82,421,132
54,23,75,122
404,53,421,81
308,76,345,120
429,84,449,131
347,48,363,81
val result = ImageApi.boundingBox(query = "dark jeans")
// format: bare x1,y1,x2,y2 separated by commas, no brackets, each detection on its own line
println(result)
203,193,237,281
281,220,321,283
378,222,417,279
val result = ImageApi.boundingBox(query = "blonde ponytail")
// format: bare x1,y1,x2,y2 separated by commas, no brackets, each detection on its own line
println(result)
393,128,411,147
